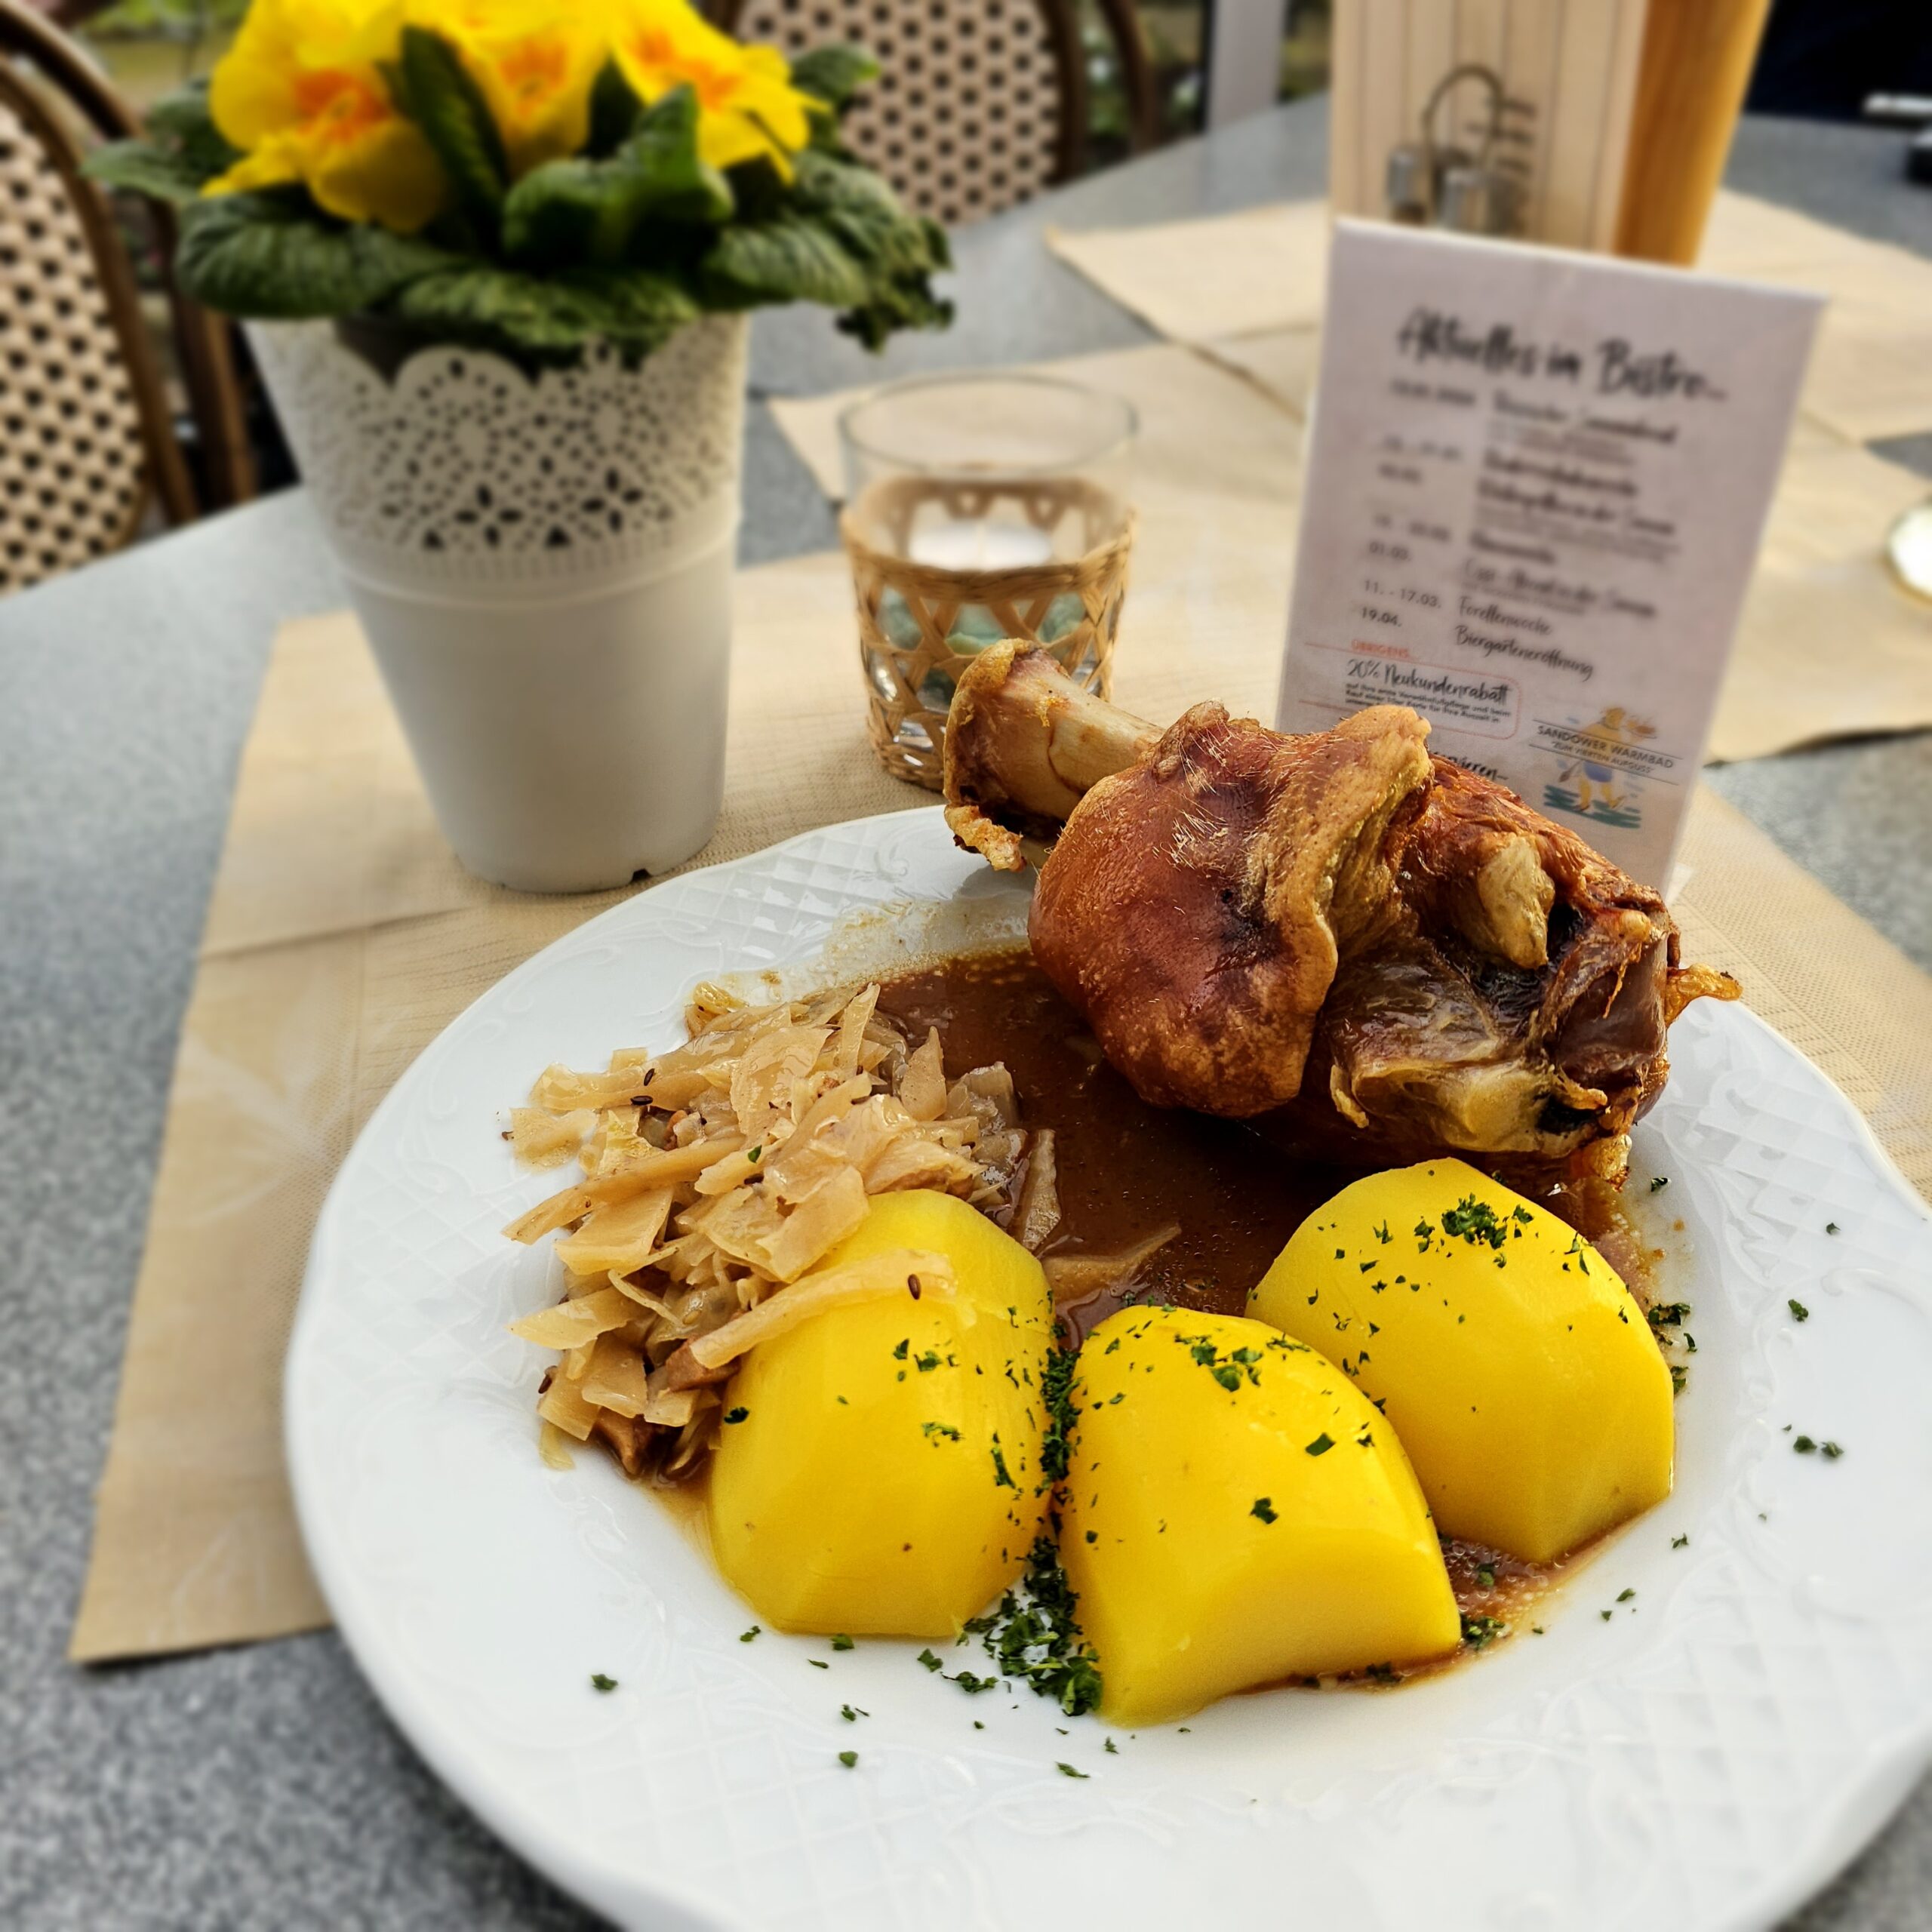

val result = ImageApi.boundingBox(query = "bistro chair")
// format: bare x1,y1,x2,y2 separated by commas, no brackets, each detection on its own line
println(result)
721,0,1158,227
0,0,251,597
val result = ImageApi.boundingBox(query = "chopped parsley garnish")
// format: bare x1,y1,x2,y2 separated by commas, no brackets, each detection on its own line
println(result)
740,1626,761,1642
921,1421,962,1443
1649,1175,1669,1193
1671,1534,1689,1549
915,1350,942,1374
1374,1221,1392,1244
1647,1301,1690,1329
1460,1614,1506,1651
1789,1298,1810,1322
808,1660,829,1669
1441,1195,1506,1249
840,1703,866,1721
589,1673,617,1692
1040,1343,1078,1482
1616,1588,1635,1603
958,1535,1103,1716
1822,1439,1844,1458
832,1634,855,1651
1057,1762,1088,1779
1475,1565,1496,1590
1826,1222,1839,1235
723,1406,749,1424
990,1443,1016,1489
1179,1331,1263,1390
1305,1432,1335,1457
1793,1434,1817,1454
947,1670,999,1694
838,1750,858,1768
891,1338,909,1360
1251,1497,1278,1524
917,1648,943,1672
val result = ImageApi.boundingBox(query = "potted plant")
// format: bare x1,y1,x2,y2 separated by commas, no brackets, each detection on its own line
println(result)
91,0,951,891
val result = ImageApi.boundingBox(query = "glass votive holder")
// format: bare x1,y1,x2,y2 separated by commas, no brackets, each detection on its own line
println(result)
837,372,1137,789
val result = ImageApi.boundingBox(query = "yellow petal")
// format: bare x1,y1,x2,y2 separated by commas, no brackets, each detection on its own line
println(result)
304,114,448,232
207,0,307,146
202,136,306,197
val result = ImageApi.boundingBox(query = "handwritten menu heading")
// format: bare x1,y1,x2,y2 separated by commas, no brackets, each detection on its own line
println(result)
1278,221,1822,886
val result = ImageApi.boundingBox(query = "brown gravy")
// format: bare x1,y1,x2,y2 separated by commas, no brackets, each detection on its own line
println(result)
876,943,1663,1654
878,944,1341,1343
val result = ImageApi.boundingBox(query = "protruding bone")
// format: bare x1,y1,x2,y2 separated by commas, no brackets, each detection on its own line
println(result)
941,644,1158,869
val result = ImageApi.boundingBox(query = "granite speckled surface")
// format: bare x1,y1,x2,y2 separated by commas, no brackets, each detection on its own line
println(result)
2,94,1929,1931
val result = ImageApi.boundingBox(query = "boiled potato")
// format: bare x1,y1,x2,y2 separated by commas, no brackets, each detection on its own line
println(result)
1063,1307,1460,1725
1249,1159,1672,1564
709,1189,1054,1636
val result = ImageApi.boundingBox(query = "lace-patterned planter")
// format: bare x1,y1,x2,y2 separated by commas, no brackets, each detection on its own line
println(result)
251,315,749,891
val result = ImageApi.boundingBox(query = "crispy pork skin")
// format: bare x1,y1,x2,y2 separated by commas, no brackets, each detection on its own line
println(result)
942,643,1736,1174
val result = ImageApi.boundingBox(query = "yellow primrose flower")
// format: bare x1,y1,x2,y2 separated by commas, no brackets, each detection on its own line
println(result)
206,0,447,233
409,0,602,180
607,0,820,177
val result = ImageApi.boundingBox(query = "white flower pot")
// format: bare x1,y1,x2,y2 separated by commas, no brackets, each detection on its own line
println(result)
251,314,749,892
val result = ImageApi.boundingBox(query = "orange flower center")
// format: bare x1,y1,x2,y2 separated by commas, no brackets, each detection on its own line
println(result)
628,28,743,110
292,68,389,148
500,35,567,109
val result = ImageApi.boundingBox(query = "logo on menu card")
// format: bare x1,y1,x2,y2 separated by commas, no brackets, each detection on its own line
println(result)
1532,708,1681,832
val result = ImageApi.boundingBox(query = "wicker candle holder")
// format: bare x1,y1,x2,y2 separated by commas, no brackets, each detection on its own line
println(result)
841,473,1134,789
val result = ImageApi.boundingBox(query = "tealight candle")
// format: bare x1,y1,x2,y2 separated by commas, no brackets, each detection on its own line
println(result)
907,519,1054,571
837,374,1137,789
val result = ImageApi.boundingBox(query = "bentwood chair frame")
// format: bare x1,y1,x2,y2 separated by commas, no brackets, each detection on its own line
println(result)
717,0,1159,228
0,0,251,594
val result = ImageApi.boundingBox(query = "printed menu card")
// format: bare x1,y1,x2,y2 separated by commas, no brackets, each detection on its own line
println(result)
1278,219,1821,884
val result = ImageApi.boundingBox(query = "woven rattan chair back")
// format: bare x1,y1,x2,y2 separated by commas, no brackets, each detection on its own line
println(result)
0,0,250,595
721,0,1155,227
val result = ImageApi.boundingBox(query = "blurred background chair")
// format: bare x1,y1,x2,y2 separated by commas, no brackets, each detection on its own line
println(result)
0,0,249,596
718,0,1159,226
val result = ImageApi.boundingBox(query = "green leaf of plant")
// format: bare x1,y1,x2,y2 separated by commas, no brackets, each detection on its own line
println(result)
788,149,944,278
703,210,869,309
174,191,459,318
503,88,730,268
837,275,955,352
145,79,242,180
389,26,507,226
789,44,879,116
85,78,240,204
386,263,699,367
623,88,733,223
586,57,643,157
83,140,208,207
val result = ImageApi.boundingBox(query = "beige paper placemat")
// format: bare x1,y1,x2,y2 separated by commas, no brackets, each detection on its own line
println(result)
1046,200,1334,343
1709,441,1932,763
1197,325,1321,420
1044,192,1932,448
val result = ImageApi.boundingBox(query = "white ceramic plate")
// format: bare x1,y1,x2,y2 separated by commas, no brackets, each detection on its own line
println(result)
288,808,1932,1932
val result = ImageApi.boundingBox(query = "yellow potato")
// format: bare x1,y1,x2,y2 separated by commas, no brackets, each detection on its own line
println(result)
709,1190,1054,1636
1249,1159,1672,1564
1063,1307,1460,1725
